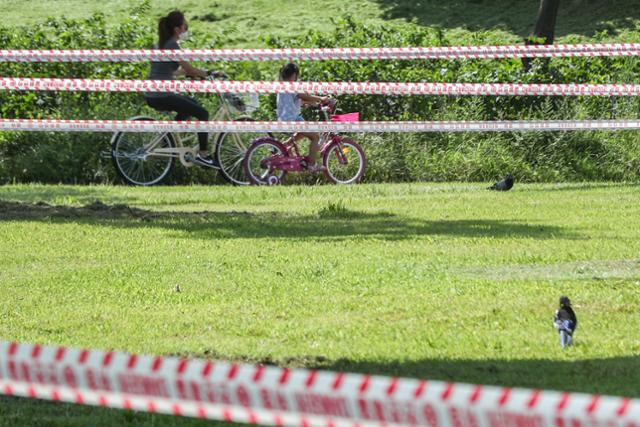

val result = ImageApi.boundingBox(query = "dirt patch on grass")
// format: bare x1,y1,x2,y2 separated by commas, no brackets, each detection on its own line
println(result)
0,199,151,221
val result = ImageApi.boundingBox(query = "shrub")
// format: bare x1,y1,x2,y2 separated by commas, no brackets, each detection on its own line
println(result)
1,4,639,183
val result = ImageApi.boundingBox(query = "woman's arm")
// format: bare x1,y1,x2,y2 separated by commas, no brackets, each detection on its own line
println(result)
175,61,208,79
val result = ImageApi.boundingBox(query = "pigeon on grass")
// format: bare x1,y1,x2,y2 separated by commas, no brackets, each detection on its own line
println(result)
488,173,514,191
554,296,577,349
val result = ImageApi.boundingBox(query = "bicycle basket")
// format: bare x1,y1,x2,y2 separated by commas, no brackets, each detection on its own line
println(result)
222,92,260,114
330,112,360,123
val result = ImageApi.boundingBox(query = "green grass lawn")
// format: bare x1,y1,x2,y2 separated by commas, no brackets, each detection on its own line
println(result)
0,182,639,425
1,1,639,424
2,0,639,47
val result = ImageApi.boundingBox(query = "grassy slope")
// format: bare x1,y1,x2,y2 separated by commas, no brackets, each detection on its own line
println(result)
2,0,639,47
0,183,639,425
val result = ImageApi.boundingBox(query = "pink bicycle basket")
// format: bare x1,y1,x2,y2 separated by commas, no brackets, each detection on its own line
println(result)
330,112,360,122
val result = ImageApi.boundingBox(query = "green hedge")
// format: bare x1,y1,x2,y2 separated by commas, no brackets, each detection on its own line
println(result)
1,2,639,184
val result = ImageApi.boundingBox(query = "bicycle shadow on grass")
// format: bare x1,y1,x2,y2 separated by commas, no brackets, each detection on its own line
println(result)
0,199,577,241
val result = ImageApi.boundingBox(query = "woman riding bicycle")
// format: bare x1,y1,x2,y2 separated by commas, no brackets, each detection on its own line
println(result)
145,11,217,168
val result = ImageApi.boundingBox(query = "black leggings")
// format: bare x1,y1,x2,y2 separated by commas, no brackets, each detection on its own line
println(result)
146,94,210,151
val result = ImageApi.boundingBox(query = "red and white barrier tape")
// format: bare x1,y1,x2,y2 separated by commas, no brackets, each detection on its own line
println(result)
0,340,638,427
1,119,640,134
1,43,640,62
2,78,640,96
0,379,344,427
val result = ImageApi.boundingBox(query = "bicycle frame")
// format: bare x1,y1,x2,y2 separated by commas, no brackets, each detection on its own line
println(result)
131,93,252,167
268,104,350,172
269,133,341,171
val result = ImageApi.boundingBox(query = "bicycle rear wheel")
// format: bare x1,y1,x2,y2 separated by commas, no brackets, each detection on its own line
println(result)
111,117,176,186
243,137,288,185
322,138,366,184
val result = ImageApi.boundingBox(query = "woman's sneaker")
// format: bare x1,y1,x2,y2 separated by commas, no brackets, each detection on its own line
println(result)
194,153,220,169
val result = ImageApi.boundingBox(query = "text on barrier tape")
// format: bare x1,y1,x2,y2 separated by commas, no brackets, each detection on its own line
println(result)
2,78,640,96
1,119,640,134
0,340,638,427
1,43,640,62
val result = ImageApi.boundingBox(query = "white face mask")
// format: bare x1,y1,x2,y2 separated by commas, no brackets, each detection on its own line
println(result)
179,30,189,41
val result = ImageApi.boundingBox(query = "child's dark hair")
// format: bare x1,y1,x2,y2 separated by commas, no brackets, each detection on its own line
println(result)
280,62,300,80
158,11,185,47
559,296,571,307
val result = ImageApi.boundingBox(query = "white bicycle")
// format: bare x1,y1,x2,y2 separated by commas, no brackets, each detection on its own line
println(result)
110,74,268,186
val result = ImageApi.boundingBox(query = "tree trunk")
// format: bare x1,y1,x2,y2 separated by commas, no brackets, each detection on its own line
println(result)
523,0,561,71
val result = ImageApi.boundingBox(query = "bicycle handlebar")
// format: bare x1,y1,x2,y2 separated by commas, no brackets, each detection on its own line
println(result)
309,98,338,112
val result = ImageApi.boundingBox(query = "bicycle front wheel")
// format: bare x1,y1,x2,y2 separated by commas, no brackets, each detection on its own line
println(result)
111,118,176,186
322,138,366,184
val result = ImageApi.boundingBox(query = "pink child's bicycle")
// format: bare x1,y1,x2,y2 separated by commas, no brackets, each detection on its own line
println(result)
242,100,366,185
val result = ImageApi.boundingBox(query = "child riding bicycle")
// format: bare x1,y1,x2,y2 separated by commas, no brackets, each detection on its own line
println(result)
277,62,330,172
243,88,366,185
